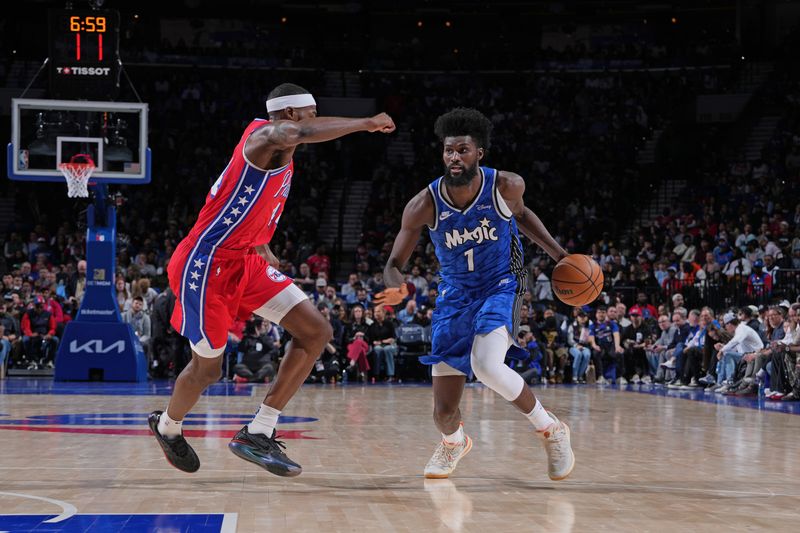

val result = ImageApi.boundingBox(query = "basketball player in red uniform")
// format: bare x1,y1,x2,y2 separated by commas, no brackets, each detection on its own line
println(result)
149,83,395,476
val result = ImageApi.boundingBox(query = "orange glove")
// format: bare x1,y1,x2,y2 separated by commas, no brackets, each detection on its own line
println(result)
373,283,410,306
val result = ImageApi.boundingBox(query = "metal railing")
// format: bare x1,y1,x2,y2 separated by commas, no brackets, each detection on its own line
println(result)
605,269,798,312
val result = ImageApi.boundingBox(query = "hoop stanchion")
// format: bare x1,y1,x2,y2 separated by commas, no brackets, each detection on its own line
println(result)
55,181,147,382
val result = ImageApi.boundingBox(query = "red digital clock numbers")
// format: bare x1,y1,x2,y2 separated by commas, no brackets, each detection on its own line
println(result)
68,16,108,61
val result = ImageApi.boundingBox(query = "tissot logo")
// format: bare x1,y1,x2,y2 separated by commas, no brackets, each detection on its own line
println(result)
69,339,126,354
56,66,112,76
444,217,498,250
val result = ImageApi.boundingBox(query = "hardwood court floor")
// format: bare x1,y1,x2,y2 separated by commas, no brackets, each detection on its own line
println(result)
0,379,798,532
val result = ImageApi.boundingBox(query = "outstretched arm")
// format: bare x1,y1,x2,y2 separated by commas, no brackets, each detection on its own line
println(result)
374,189,434,305
497,170,567,263
246,113,395,169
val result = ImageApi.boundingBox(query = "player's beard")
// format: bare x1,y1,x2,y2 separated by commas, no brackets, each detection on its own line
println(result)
443,161,478,187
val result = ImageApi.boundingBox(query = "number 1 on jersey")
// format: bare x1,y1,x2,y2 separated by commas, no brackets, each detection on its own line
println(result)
464,248,474,272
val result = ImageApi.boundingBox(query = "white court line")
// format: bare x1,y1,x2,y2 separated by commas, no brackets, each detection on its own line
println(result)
221,513,238,533
0,468,797,498
0,492,77,523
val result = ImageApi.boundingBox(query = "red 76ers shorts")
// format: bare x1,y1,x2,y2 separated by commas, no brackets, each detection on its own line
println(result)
168,237,307,358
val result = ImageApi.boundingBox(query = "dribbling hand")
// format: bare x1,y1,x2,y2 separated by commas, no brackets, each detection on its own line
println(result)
373,283,409,306
367,113,396,133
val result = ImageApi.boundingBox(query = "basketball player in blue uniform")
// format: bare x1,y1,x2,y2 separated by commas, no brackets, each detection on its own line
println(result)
375,108,575,480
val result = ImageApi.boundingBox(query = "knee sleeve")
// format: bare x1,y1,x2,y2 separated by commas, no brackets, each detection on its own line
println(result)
470,327,525,401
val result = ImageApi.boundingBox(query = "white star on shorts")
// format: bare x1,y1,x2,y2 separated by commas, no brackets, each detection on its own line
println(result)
230,207,242,216
190,271,200,280
237,196,249,206
193,258,205,269
222,217,233,226
188,282,198,291
244,185,255,194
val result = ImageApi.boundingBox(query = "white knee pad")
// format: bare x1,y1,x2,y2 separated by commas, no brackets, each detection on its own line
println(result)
470,326,525,401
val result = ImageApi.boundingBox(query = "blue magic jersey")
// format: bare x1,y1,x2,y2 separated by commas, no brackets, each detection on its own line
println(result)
421,167,527,375
427,167,525,294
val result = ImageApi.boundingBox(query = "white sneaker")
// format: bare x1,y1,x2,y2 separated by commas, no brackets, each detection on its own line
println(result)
641,375,652,384
617,377,628,385
715,382,730,394
661,357,676,369
631,374,641,384
537,412,575,481
424,432,473,479
596,377,608,385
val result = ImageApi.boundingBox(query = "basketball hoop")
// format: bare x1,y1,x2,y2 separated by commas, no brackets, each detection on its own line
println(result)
58,154,96,198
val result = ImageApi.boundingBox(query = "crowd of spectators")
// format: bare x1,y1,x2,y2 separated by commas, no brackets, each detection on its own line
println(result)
1,15,797,393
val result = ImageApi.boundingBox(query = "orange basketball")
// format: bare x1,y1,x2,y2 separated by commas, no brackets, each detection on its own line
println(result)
550,254,604,306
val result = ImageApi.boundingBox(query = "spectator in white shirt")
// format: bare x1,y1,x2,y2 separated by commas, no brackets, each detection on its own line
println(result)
763,254,780,279
722,249,752,280
673,235,696,264
735,224,757,253
714,311,764,393
759,236,782,260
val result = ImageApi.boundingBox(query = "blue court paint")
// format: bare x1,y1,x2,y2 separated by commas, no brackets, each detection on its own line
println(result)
0,513,234,532
614,383,800,415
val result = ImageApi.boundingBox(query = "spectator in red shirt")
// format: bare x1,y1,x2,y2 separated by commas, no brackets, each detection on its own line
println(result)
39,288,64,324
747,260,773,300
629,292,658,321
21,295,58,370
661,266,685,301
306,245,331,278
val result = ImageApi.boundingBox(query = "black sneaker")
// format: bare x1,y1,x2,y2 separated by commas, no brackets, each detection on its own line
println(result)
228,425,302,477
734,384,758,397
148,411,200,473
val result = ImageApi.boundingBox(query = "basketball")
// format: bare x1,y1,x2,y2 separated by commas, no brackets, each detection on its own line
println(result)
551,254,603,306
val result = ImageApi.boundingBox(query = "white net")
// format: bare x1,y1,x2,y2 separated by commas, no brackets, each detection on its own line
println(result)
58,159,95,198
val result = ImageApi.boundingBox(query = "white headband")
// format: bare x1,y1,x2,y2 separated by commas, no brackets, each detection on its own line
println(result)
266,94,317,112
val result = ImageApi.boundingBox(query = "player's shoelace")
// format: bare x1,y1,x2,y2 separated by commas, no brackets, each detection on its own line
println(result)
430,441,458,466
545,425,570,460
250,431,288,454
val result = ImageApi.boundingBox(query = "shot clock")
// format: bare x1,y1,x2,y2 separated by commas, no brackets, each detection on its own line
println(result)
48,8,121,100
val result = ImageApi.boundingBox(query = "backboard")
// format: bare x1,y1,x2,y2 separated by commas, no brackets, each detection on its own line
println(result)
8,98,150,184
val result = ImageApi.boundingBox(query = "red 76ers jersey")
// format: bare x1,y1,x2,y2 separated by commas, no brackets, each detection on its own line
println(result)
187,119,293,251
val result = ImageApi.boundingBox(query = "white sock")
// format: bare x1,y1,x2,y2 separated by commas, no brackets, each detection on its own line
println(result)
442,425,465,446
248,404,281,436
157,410,183,438
525,399,556,432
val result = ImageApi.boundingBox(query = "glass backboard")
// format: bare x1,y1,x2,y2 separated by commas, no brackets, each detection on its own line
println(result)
7,98,150,184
